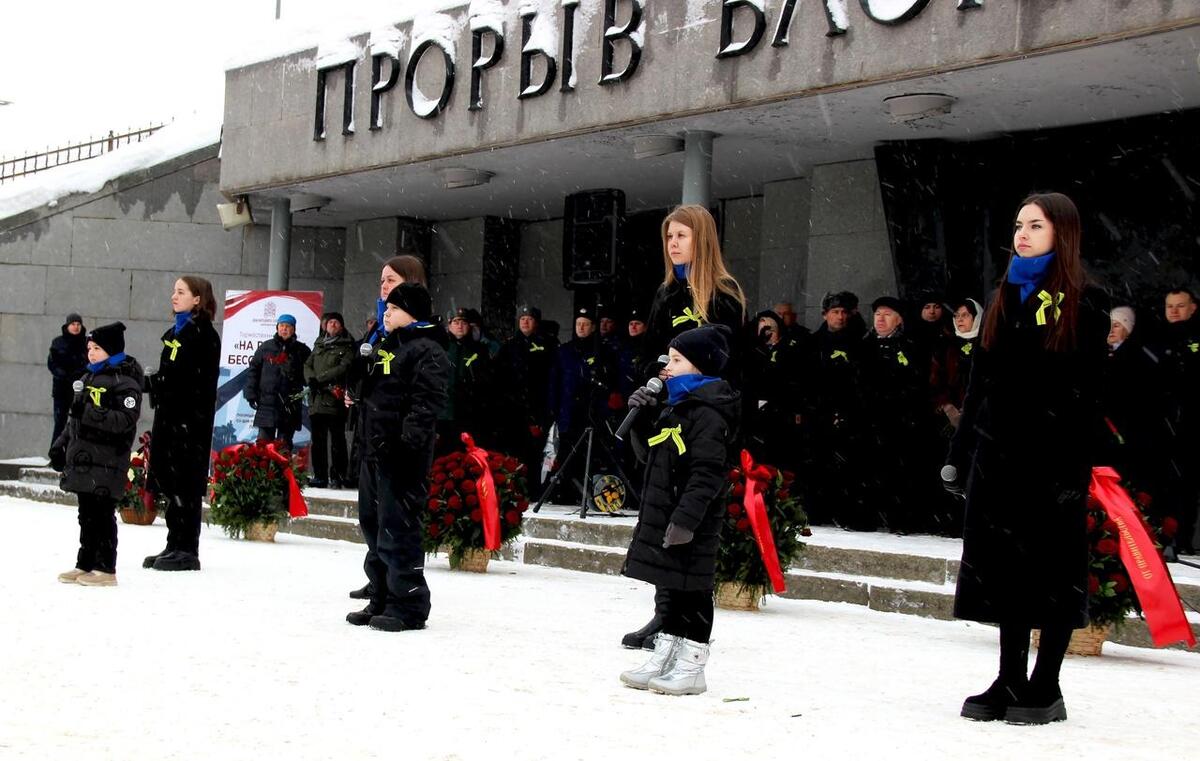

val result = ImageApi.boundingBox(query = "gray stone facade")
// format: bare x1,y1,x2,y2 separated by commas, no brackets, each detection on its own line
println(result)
0,147,346,458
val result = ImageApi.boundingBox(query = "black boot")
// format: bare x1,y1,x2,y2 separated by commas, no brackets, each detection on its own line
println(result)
349,583,374,600
346,603,383,626
621,614,664,650
961,679,1025,721
143,547,171,569
1005,681,1066,725
368,613,426,632
152,551,201,571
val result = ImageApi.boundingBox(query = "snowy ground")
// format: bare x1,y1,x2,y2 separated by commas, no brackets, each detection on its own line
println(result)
2,496,1198,761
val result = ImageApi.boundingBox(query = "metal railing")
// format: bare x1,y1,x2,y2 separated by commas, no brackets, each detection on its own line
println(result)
0,123,165,184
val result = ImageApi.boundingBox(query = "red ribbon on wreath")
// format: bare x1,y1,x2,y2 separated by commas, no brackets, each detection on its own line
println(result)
740,450,787,594
137,437,156,513
1089,467,1194,648
461,432,501,551
218,442,308,519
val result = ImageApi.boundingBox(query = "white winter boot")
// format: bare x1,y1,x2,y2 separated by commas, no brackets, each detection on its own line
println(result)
620,633,680,690
647,638,709,696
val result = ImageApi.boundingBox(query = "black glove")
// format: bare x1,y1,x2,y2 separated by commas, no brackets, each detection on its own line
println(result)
69,398,85,419
662,523,694,548
627,385,659,410
48,445,66,472
940,464,965,500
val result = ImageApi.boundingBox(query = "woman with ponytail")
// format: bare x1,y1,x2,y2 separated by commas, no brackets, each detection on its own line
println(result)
945,193,1108,725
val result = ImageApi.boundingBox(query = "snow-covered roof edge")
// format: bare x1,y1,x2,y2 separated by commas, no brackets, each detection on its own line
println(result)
0,119,222,228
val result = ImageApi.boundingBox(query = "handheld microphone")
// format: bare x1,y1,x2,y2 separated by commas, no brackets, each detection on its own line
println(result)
615,376,664,440
72,380,84,393
940,465,958,483
359,343,373,358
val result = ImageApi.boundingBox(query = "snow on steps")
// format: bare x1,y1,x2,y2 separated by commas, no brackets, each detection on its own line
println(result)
3,464,1198,652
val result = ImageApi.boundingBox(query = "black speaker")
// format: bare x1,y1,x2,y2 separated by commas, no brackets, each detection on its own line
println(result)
563,189,625,288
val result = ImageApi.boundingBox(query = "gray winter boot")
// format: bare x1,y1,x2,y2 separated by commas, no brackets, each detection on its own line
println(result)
647,638,709,695
619,633,680,690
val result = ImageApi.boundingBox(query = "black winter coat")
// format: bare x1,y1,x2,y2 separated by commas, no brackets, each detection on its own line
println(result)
948,283,1108,628
358,324,450,475
931,334,979,413
51,355,144,498
548,337,617,439
245,334,312,429
645,278,745,382
622,380,741,592
442,335,493,433
47,322,89,400
304,331,355,417
859,329,929,439
810,324,865,435
495,331,558,429
145,318,221,498
1099,337,1170,489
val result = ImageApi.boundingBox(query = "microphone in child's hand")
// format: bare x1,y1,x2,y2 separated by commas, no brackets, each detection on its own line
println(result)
615,376,664,440
359,343,373,358
72,380,84,393
941,465,965,499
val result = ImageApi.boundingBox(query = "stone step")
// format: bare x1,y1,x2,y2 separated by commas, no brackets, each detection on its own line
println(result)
18,467,59,485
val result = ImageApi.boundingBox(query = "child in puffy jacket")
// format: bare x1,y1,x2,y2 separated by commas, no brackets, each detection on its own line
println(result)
49,321,143,587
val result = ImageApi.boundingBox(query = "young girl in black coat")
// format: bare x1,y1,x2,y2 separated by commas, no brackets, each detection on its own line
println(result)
620,325,741,696
49,322,143,586
945,192,1108,725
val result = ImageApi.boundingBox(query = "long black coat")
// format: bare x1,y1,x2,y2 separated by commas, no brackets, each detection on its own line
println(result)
1099,337,1169,489
358,324,450,475
51,355,144,498
495,331,558,431
645,279,745,382
47,322,88,400
245,334,312,429
622,380,741,592
442,335,493,434
948,283,1108,628
548,337,617,440
146,317,221,498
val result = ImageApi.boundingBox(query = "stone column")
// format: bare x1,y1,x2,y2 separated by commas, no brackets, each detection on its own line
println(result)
267,197,292,290
681,131,715,208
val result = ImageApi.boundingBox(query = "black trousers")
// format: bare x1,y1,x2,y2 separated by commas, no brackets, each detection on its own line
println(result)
76,493,118,573
164,493,203,555
657,586,714,643
358,458,431,625
257,426,297,450
310,413,348,482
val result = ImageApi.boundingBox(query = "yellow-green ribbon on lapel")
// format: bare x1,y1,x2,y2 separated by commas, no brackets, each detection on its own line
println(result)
464,353,479,367
1035,290,1064,326
1189,342,1199,354
647,424,687,455
897,351,909,367
86,385,106,406
376,349,395,375
163,339,182,362
671,307,703,328
529,344,545,353
961,342,973,356
830,350,848,362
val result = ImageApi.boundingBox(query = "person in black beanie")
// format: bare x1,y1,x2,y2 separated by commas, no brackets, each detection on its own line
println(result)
47,313,89,447
620,324,740,696
143,276,221,572
48,321,144,586
347,282,449,632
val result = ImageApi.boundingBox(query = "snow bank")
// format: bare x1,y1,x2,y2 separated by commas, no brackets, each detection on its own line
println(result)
0,118,221,223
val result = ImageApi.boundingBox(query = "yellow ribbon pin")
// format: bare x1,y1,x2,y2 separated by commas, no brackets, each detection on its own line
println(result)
163,338,182,361
1035,290,1064,326
86,385,106,406
1189,342,1198,354
648,425,687,455
529,344,545,353
586,357,595,366
961,342,973,356
671,307,703,328
376,349,396,375
464,353,479,367
770,351,778,364
897,352,909,367
830,350,848,362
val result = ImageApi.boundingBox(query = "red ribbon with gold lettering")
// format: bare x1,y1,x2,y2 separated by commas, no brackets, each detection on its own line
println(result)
1089,466,1195,648
740,450,787,594
462,432,501,551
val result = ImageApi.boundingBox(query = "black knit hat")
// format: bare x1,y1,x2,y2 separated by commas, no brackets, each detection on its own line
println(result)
87,321,126,356
65,312,83,326
321,311,345,325
385,282,432,322
519,305,542,321
669,324,732,376
871,296,905,315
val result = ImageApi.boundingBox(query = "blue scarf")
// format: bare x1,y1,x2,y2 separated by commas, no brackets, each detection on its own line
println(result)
1007,252,1056,304
87,352,127,373
371,298,389,341
673,264,690,281
666,374,720,405
173,311,192,335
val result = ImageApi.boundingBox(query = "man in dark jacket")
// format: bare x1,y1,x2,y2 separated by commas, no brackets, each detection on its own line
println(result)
347,283,449,632
245,314,312,450
439,307,494,453
495,305,558,484
304,312,355,488
743,310,810,472
1156,287,1200,556
47,313,88,447
48,321,143,586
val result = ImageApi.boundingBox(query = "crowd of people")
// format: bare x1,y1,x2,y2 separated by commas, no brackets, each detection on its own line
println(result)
40,195,1200,720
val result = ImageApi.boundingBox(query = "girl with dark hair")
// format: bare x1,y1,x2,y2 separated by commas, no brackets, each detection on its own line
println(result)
143,276,222,572
945,193,1108,725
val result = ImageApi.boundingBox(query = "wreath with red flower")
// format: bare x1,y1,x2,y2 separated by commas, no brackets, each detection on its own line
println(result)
715,463,809,598
1086,484,1169,629
208,441,308,539
423,447,529,565
117,431,168,516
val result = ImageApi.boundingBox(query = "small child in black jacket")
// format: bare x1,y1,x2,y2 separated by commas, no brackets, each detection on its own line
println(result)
620,325,740,695
48,322,144,586
347,283,449,632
